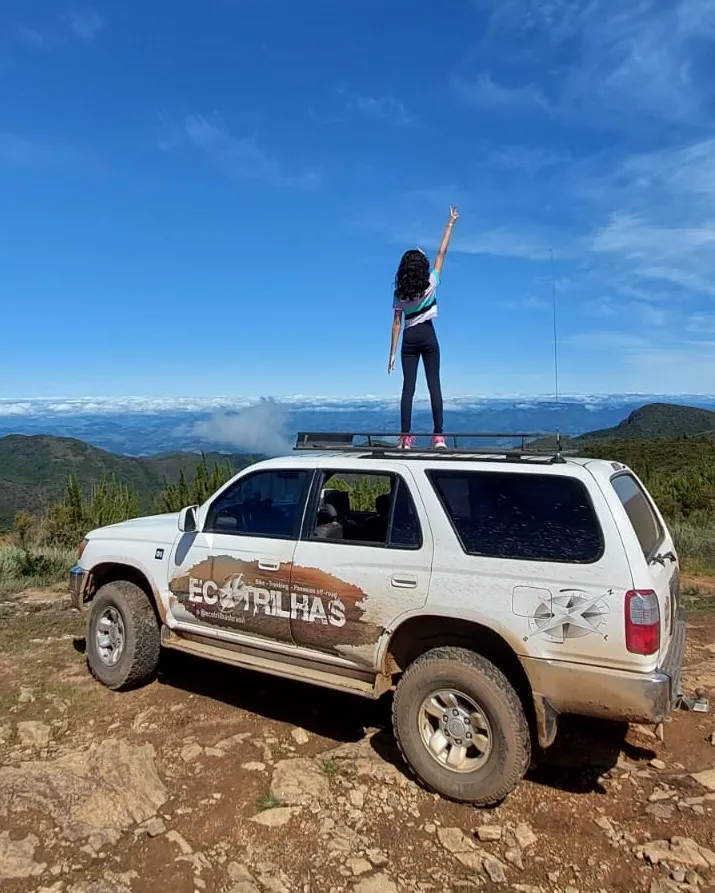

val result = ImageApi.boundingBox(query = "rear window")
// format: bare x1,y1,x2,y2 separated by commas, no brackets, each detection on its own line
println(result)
427,470,604,563
611,473,663,559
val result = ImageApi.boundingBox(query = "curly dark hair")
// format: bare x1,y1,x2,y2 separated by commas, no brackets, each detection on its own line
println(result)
394,249,430,303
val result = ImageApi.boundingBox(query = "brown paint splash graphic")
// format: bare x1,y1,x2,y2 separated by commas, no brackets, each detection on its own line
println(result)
168,556,383,659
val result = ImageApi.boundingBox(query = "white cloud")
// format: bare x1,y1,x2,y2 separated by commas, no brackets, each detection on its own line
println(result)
456,227,573,262
16,26,46,50
192,399,292,456
161,113,321,188
341,90,415,126
452,73,549,113
70,7,104,41
467,0,715,125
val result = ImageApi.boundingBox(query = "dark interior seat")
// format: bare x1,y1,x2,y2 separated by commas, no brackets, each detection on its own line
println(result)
314,502,343,539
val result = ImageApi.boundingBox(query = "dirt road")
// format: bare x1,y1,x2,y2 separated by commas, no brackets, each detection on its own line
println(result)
2,582,715,893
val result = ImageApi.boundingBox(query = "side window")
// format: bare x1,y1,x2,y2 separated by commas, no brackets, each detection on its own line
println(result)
310,472,422,549
205,470,311,539
611,473,663,559
427,470,604,563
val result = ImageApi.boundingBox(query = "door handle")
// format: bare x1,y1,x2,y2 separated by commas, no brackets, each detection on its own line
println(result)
391,574,418,589
258,560,281,572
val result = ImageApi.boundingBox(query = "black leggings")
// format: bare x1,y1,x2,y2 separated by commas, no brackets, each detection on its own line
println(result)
400,321,443,434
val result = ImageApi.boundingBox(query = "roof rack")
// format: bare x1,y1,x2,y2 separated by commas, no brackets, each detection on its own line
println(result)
294,432,572,464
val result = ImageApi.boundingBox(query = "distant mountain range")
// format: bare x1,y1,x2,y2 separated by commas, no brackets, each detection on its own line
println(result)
3,394,715,456
0,435,249,530
2,401,715,531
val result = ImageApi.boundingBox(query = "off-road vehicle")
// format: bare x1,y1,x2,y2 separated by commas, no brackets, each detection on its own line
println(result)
70,432,685,804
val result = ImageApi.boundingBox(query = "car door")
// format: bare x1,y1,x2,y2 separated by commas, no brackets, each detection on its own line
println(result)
290,466,432,669
168,467,313,644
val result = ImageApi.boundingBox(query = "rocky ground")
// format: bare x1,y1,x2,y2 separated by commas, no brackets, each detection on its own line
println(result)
3,583,715,893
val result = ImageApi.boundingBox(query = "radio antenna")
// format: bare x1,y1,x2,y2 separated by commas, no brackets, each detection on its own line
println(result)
550,248,560,404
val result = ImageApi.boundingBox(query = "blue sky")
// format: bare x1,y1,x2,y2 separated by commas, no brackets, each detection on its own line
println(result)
2,0,715,399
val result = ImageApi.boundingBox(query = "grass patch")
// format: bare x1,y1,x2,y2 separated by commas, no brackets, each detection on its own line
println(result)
321,758,345,777
0,545,74,594
257,792,281,810
671,522,715,574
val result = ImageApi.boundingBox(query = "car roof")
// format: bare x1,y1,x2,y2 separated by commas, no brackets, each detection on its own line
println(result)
252,451,621,476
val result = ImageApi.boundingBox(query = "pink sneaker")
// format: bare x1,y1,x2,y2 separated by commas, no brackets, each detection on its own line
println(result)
432,435,447,449
397,435,414,450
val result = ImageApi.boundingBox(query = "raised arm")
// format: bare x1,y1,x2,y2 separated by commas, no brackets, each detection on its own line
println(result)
432,205,459,276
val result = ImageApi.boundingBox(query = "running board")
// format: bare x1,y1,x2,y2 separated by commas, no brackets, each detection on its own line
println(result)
161,627,390,699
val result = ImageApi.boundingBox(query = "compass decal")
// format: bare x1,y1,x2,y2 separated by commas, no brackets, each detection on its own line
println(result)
528,589,611,643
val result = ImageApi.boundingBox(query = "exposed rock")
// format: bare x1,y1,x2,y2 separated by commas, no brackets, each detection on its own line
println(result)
505,848,524,870
18,686,36,704
0,738,167,846
321,738,408,787
477,824,503,842
0,723,11,745
710,732,715,746
638,837,715,869
205,747,225,757
483,855,507,883
67,882,132,893
352,873,399,893
17,721,51,750
648,788,674,802
437,826,483,872
514,823,538,850
131,707,160,732
242,762,266,773
650,759,666,770
165,830,193,855
691,767,715,792
594,816,615,834
226,862,261,893
270,758,330,806
255,868,291,893
250,807,301,828
212,733,252,753
349,789,365,809
646,803,675,820
180,743,204,763
347,858,372,876
291,728,310,746
141,818,166,838
0,831,46,879
512,887,543,893
365,848,388,867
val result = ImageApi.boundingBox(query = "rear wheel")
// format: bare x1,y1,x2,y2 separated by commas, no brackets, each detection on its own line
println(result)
392,646,531,804
86,581,160,690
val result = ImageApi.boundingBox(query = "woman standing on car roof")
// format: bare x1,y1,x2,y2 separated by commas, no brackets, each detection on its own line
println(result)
388,205,459,450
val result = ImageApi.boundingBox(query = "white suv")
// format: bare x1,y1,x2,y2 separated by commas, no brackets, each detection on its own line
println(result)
69,433,685,805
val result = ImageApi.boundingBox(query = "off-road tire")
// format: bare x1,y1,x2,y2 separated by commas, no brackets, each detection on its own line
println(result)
86,581,161,691
392,646,531,805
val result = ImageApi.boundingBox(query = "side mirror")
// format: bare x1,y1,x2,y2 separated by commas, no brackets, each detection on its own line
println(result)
178,506,198,533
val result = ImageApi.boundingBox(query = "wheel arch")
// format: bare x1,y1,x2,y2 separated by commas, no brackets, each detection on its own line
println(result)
84,561,166,625
383,614,551,749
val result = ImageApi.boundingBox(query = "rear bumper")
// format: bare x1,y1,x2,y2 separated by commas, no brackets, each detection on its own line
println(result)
69,565,88,610
523,607,687,728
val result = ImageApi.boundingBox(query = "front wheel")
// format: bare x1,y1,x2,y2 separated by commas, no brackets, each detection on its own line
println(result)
86,581,161,690
392,646,531,804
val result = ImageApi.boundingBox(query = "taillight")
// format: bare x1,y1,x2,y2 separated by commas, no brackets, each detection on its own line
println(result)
625,589,660,655
78,538,88,560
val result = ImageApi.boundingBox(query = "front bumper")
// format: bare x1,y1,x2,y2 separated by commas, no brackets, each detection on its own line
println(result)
523,606,687,728
69,565,88,610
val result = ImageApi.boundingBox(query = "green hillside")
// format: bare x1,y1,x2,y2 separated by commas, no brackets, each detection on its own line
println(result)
0,434,251,530
584,402,715,440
